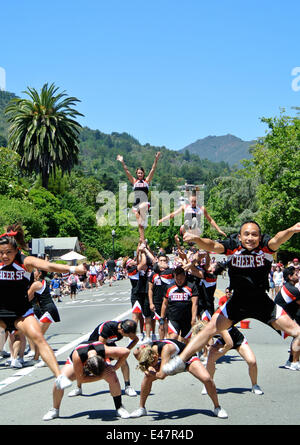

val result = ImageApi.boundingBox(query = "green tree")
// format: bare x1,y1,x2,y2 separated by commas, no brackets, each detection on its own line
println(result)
205,171,260,236
28,188,61,235
0,195,47,238
55,209,81,237
5,83,83,189
250,112,300,252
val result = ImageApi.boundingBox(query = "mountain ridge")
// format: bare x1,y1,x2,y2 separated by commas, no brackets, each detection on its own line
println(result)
180,133,255,165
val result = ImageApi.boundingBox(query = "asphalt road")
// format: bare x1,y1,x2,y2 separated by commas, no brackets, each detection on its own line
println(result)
0,272,299,435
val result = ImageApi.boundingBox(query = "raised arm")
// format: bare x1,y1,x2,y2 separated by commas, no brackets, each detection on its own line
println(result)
183,233,225,254
203,207,227,237
183,263,204,280
145,151,161,183
117,154,136,185
24,256,86,275
268,222,300,252
157,205,184,225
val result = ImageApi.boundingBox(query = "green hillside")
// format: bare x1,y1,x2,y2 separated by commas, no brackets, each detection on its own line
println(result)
0,90,233,193
180,134,255,165
0,90,17,144
77,126,232,193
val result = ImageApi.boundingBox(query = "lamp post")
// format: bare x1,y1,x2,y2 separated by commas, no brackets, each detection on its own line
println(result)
111,230,116,259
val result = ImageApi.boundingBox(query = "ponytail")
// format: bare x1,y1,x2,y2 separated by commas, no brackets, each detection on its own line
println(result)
0,223,28,250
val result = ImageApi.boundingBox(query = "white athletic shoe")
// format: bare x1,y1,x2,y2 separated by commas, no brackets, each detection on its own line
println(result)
125,386,137,397
55,374,72,390
162,356,186,375
43,408,59,421
252,384,264,395
68,387,82,397
24,350,35,359
11,358,23,368
213,406,228,419
285,361,300,371
130,407,147,418
116,406,131,419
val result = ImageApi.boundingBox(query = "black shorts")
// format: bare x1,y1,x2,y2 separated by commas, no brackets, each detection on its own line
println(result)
153,298,164,318
0,308,34,333
131,293,152,318
70,284,77,293
214,326,246,350
39,303,60,323
216,290,284,326
169,318,192,338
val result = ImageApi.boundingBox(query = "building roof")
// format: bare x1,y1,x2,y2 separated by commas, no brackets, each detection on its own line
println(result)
39,237,80,251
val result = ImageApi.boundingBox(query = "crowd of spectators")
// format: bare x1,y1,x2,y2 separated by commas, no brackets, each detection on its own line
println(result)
47,257,128,301
268,257,300,300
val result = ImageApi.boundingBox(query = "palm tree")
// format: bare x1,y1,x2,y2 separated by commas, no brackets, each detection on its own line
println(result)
5,83,83,189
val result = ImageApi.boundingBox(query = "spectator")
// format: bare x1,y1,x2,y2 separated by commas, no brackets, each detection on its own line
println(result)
68,273,79,300
88,261,98,290
292,258,300,271
97,262,105,286
78,263,88,290
106,257,116,287
268,265,276,300
218,288,232,307
273,264,284,295
50,273,62,303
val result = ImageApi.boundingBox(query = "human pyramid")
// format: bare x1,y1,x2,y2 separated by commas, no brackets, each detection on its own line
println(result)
0,152,299,421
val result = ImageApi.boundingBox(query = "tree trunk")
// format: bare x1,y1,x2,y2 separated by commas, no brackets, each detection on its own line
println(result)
42,171,49,189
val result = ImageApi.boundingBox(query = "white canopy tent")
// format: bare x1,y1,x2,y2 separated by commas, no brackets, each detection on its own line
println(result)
59,251,86,261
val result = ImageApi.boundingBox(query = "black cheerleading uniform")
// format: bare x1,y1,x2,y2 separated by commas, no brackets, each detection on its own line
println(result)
148,267,174,316
33,279,60,324
0,251,34,331
126,263,141,306
201,270,218,317
137,267,152,318
184,204,203,227
132,179,150,211
216,234,285,326
187,268,207,317
67,341,106,365
214,326,247,350
150,339,199,368
88,320,123,345
165,280,198,337
274,282,300,324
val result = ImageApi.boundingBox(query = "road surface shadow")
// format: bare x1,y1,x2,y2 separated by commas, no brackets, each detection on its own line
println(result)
149,408,214,420
215,386,251,395
61,407,213,421
62,409,126,422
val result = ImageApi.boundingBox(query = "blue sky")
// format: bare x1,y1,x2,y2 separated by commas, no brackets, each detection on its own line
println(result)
1,0,300,150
